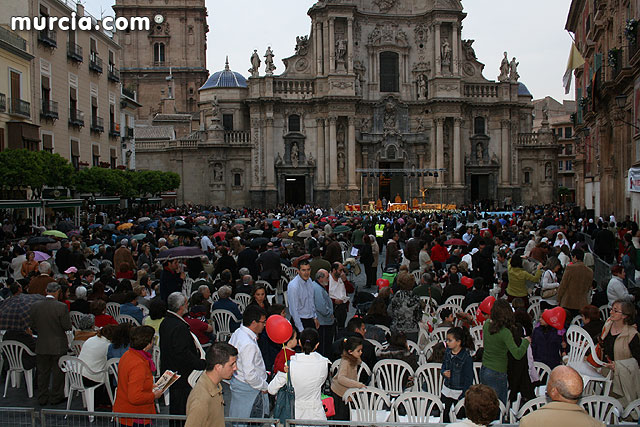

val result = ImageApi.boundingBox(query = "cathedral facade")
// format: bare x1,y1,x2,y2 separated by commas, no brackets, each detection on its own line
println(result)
134,0,559,208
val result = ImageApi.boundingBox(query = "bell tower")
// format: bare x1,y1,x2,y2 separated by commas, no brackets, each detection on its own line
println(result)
113,0,209,119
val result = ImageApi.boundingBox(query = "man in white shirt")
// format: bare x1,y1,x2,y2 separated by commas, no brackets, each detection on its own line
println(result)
287,260,319,331
228,304,269,419
329,262,349,329
462,227,474,245
200,233,214,255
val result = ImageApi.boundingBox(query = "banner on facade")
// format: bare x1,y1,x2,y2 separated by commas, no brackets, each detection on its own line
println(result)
629,168,640,193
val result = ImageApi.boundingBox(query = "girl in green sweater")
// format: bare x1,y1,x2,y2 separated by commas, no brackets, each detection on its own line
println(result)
480,299,530,404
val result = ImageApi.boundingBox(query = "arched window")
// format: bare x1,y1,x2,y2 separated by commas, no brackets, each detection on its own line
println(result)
288,114,301,132
474,117,485,135
153,43,165,65
380,52,399,92
387,145,396,159
524,171,531,184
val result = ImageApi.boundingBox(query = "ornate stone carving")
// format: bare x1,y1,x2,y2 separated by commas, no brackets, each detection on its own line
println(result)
360,118,371,133
295,58,309,72
249,49,261,77
275,152,283,166
441,38,452,71
295,35,309,56
264,47,276,75
498,51,509,82
412,61,431,74
416,74,428,100
438,84,459,91
462,62,475,77
331,81,354,89
291,143,299,167
367,24,408,47
461,39,477,60
509,57,520,82
373,0,398,13
414,23,429,45
213,162,224,182
383,99,398,136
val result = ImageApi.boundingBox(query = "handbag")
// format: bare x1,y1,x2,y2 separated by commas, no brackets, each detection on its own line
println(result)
273,362,295,424
541,288,558,299
321,394,335,417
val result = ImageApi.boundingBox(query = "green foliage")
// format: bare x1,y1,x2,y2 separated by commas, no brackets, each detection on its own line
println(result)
40,151,75,189
0,149,45,197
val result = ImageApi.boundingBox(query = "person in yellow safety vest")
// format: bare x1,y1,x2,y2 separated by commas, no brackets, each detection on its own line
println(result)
375,223,385,252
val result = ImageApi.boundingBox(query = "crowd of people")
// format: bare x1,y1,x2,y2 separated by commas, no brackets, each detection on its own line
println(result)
0,203,639,426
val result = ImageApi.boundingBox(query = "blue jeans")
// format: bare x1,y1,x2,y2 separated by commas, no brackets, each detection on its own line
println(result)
480,365,508,405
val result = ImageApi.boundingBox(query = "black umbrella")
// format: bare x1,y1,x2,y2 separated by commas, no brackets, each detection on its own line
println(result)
174,228,197,237
27,236,56,245
56,221,75,233
195,225,213,233
251,237,269,247
157,246,204,261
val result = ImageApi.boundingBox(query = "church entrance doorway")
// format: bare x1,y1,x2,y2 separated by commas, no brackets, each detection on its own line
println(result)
471,174,489,201
379,162,404,202
284,176,306,205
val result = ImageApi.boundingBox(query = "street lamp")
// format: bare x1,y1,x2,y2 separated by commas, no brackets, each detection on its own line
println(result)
614,93,640,131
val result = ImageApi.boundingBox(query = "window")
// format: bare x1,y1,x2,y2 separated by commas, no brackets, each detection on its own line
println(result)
565,127,572,138
70,139,79,170
558,161,563,171
92,145,100,166
234,173,242,187
565,160,573,171
565,144,573,155
474,117,485,135
524,171,530,184
223,114,234,131
288,114,300,132
556,128,563,138
110,149,117,169
380,52,399,92
153,43,165,64
41,133,53,153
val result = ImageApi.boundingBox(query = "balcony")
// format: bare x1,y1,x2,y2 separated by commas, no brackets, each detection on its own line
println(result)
40,100,59,120
89,53,103,74
224,130,251,144
109,122,120,138
91,116,104,133
0,93,5,112
67,42,83,62
273,79,314,97
37,29,57,48
122,87,136,100
0,26,27,52
464,83,499,99
8,98,31,118
68,108,85,128
108,65,120,83
610,48,623,80
630,26,640,65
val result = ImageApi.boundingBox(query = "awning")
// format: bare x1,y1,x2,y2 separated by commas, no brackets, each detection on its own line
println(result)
0,200,42,209
44,199,83,208
629,168,640,193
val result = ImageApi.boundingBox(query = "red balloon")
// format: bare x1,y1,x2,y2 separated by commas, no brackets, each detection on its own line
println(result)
461,276,474,289
266,315,293,344
542,307,567,330
273,220,281,229
376,278,390,290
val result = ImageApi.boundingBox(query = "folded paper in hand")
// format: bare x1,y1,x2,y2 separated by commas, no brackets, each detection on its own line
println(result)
153,370,181,394
350,247,359,257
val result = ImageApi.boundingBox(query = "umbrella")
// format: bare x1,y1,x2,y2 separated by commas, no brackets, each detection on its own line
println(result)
0,294,45,331
26,236,56,245
117,223,134,231
56,221,75,233
545,225,560,230
156,246,204,261
213,211,225,216
165,208,177,214
67,230,81,237
175,220,187,227
196,225,213,233
498,218,508,225
251,237,269,247
138,217,151,223
132,233,147,241
174,228,197,237
295,209,308,216
297,229,315,238
104,224,116,231
265,218,276,224
213,231,227,240
333,225,352,233
43,230,67,238
444,238,467,246
249,230,264,236
34,251,51,261
88,224,102,229
145,221,159,229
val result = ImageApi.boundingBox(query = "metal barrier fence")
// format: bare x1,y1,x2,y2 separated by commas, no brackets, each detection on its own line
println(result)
0,407,37,427
285,421,517,427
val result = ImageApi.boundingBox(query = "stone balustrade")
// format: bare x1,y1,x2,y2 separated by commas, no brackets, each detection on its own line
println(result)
273,79,314,96
464,83,499,98
224,130,251,144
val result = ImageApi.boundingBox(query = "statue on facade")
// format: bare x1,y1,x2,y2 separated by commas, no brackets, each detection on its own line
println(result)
337,152,345,171
441,39,452,70
355,76,362,96
264,47,276,75
337,123,346,148
509,57,520,82
545,162,552,180
335,39,347,71
249,50,261,77
498,52,509,82
383,100,397,131
275,152,283,166
476,143,483,162
209,96,222,130
295,36,309,56
307,152,315,166
417,74,428,100
213,163,224,182
462,39,477,60
291,143,299,167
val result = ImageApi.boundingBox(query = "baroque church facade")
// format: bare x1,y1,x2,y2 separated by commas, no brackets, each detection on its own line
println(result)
131,0,559,208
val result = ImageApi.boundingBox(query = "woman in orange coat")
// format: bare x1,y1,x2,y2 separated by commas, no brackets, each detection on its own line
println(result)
113,326,162,426
21,251,39,278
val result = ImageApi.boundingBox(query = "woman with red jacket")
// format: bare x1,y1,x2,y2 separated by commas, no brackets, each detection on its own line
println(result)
430,237,450,269
113,326,163,427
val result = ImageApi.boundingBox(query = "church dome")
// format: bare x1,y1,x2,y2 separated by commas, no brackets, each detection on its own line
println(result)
518,82,532,97
199,57,247,90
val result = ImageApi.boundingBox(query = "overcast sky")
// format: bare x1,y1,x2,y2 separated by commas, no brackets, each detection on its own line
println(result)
86,0,574,101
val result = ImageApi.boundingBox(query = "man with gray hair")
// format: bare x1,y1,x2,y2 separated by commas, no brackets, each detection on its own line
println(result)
70,286,90,314
212,285,242,332
30,281,72,405
160,292,207,422
313,269,335,357
235,274,253,295
28,261,57,296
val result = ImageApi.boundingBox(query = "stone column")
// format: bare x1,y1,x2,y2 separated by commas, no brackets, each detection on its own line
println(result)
265,118,275,189
418,153,424,190
348,117,357,188
329,18,335,74
316,23,323,75
347,18,354,74
452,23,459,75
362,150,369,199
453,118,462,184
323,20,330,76
430,121,436,182
434,23,441,77
501,119,511,185
436,118,444,183
317,119,325,186
329,116,338,188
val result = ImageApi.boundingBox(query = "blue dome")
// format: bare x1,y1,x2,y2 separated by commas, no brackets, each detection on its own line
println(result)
199,58,247,90
518,82,532,97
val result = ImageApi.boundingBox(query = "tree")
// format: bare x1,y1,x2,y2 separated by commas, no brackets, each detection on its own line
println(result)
0,149,45,198
40,151,75,190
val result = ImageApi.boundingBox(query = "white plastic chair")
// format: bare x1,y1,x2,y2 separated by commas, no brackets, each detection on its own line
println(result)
411,270,422,284
469,325,483,350
450,396,507,423
343,386,392,423
420,297,439,315
105,302,120,319
330,359,372,385
210,291,220,303
139,305,149,318
69,311,85,329
116,314,141,326
406,340,425,365
366,339,385,356
105,358,120,404
0,340,35,398
413,363,443,395
570,314,583,327
234,293,251,311
371,359,415,397
599,304,610,321
430,327,450,343
435,303,462,320
391,391,444,423
464,302,480,318
579,395,623,424
510,395,547,423
565,325,612,395
472,362,482,384
69,340,84,357
211,309,240,342
422,340,443,363
533,361,551,396
59,356,113,420
376,324,391,338
255,280,275,294
445,295,465,307
527,300,541,322
622,398,640,423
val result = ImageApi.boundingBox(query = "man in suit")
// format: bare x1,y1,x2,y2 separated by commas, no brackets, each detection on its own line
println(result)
30,281,72,405
27,262,56,296
160,292,206,423
557,248,594,319
519,366,605,427
256,242,281,290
